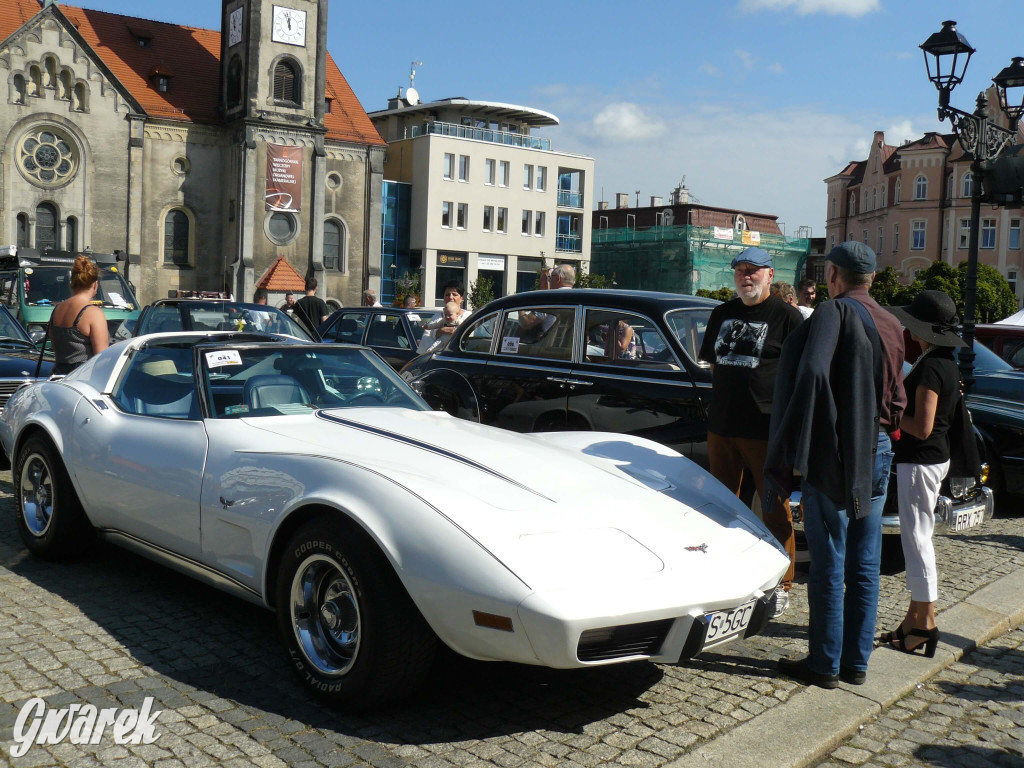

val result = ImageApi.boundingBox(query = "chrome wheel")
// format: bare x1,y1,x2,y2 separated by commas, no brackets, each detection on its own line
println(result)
290,554,361,676
19,452,54,538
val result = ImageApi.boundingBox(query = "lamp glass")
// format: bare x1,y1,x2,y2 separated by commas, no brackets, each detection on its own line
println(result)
994,57,1024,120
920,20,975,92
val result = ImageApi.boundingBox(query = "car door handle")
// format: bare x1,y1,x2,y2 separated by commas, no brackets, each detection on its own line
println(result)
546,376,569,384
564,378,593,387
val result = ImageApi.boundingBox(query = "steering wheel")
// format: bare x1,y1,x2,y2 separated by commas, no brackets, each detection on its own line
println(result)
346,391,385,405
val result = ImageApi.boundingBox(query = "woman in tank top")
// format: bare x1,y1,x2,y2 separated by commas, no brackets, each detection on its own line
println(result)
50,255,109,375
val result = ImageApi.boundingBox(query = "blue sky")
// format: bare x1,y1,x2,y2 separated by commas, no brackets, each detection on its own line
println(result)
79,0,1023,237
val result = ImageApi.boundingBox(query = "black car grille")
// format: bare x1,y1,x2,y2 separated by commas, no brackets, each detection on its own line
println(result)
577,619,674,662
0,379,31,409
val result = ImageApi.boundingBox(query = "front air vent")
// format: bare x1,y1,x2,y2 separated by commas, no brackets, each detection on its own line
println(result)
577,619,673,662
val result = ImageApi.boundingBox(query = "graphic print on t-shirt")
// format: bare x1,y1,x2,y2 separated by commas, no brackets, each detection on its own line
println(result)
712,319,768,368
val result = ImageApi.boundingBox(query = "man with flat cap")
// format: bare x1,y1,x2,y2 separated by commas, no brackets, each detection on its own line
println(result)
767,241,906,688
699,246,804,616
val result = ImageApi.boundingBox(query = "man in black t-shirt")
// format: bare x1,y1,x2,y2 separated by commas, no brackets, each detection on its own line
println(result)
698,246,804,615
294,277,329,333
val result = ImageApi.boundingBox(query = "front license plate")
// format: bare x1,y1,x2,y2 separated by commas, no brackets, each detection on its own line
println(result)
704,599,756,646
953,503,987,532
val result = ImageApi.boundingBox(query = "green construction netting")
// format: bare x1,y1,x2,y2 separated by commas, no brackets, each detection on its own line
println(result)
590,225,810,295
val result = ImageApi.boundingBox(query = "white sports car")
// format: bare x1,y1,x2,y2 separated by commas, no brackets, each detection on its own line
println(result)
1,333,788,708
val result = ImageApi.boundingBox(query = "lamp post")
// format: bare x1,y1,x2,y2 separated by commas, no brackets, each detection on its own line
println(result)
920,20,1024,391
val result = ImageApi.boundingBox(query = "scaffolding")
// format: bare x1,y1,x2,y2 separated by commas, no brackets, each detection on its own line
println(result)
591,225,810,295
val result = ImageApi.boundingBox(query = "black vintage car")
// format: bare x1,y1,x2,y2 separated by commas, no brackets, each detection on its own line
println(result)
318,306,442,371
400,289,716,461
130,299,317,342
0,302,55,467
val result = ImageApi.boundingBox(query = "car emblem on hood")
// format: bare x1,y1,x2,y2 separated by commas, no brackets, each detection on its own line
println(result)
685,543,708,554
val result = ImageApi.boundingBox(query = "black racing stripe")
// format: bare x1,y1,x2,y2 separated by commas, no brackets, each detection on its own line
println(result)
315,411,553,502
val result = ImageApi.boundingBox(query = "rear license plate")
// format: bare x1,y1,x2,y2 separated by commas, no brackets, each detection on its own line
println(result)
704,599,756,646
953,503,987,532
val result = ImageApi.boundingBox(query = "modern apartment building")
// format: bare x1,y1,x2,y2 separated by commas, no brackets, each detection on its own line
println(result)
369,95,594,306
825,122,1024,307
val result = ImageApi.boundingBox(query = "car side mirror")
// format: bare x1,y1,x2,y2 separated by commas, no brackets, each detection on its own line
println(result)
29,329,46,346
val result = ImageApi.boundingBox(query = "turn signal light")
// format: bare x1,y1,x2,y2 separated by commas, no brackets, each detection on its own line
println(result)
980,463,990,485
472,611,514,632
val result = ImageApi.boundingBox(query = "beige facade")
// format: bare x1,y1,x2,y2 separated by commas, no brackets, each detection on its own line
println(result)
825,125,1024,307
371,98,594,306
0,0,383,308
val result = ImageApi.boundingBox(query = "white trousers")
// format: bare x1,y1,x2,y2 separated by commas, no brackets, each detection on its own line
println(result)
896,460,950,603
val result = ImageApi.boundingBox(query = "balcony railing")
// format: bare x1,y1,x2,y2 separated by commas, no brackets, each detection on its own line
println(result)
556,234,582,253
406,120,550,150
557,190,583,208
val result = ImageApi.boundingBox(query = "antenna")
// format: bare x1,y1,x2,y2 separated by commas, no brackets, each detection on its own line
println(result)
406,60,423,106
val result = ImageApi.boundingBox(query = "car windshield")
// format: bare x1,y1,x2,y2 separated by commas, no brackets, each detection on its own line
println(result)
0,308,33,344
665,308,713,363
23,266,136,309
140,302,314,340
201,344,429,418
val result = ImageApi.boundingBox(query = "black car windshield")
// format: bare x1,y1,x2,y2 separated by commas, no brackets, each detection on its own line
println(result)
24,266,136,309
201,344,429,418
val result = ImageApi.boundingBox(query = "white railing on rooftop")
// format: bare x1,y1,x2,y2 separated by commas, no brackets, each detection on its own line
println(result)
406,120,551,150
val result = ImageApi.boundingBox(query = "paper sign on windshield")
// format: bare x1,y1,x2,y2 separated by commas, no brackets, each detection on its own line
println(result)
205,350,242,368
501,337,521,354
407,313,421,322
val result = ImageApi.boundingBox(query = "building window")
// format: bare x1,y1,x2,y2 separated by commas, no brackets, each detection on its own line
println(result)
17,127,78,187
877,226,883,253
945,173,953,201
911,220,926,250
443,153,454,180
962,172,973,198
881,187,887,207
163,209,191,266
441,201,452,228
267,211,298,245
66,216,77,251
496,207,508,233
457,203,467,230
323,219,345,271
458,155,469,182
35,202,58,250
893,223,899,252
273,59,300,104
872,189,877,210
981,218,996,249
536,166,546,192
521,209,531,235
1008,270,1018,296
227,55,243,108
831,197,836,218
483,205,493,231
848,192,855,214
523,164,533,189
1010,218,1021,250
863,229,868,244
498,161,509,187
829,234,835,249
13,74,27,104
484,158,495,185
894,178,901,204
16,213,29,248
958,218,970,249
535,211,545,236
914,174,927,200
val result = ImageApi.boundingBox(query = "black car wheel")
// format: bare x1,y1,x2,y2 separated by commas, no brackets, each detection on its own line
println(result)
275,519,436,709
14,435,93,559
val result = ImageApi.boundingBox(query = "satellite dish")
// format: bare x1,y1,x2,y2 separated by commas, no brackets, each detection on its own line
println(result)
405,87,420,106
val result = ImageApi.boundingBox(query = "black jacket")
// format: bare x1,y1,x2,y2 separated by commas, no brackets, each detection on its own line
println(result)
764,299,878,519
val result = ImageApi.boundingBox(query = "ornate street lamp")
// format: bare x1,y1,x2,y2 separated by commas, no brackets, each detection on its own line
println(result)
920,21,1022,390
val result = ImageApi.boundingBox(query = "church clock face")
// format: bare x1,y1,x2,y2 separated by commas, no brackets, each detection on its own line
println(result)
272,6,306,46
228,7,243,46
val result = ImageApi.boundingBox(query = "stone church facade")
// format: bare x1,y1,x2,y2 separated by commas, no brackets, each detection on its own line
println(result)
1,0,384,307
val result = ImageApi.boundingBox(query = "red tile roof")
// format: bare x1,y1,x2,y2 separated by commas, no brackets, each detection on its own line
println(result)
256,256,306,292
1,0,383,145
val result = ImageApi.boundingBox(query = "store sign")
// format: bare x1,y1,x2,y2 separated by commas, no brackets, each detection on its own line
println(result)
265,144,303,212
477,255,505,271
713,226,734,241
438,253,466,268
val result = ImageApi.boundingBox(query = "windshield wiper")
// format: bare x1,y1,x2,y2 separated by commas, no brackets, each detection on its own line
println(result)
0,337,37,349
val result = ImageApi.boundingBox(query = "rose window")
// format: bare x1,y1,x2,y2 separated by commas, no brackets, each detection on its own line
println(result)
19,129,78,186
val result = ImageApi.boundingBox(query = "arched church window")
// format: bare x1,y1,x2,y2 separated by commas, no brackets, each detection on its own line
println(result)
18,127,78,187
323,219,346,271
163,209,192,266
28,65,41,96
227,55,243,108
35,203,58,251
59,69,73,100
73,82,88,112
16,214,29,248
66,216,77,251
273,59,300,105
13,74,26,104
44,57,58,89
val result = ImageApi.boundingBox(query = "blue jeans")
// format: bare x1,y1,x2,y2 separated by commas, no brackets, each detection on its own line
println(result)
802,432,893,675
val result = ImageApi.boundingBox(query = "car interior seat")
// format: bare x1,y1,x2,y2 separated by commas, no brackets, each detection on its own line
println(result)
120,372,195,418
243,374,311,410
334,318,361,342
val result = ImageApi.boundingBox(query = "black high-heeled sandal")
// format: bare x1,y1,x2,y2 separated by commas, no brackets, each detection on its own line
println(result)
880,626,939,658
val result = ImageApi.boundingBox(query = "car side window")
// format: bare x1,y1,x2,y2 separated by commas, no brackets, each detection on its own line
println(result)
112,346,196,419
0,273,17,307
1006,340,1024,368
365,314,410,349
666,308,713,366
583,309,677,368
458,312,496,354
497,308,576,362
325,311,367,344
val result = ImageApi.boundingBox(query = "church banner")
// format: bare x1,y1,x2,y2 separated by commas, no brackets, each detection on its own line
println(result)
265,144,303,212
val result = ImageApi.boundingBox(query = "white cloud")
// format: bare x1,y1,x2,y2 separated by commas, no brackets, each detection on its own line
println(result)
700,63,721,76
734,49,758,70
884,119,918,146
588,103,667,142
768,62,784,74
738,0,879,17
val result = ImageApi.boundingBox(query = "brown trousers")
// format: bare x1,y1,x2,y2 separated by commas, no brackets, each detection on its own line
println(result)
707,431,795,591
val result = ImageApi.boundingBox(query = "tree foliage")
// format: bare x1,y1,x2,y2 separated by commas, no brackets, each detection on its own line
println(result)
880,261,1018,322
576,271,616,289
468,274,495,310
696,287,733,302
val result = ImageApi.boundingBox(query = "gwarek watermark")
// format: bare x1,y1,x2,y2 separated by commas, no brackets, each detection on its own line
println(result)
9,696,162,757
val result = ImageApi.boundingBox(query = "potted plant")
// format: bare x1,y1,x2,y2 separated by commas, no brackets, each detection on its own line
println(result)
394,271,421,307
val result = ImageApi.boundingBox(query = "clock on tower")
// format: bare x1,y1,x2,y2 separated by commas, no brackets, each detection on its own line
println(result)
271,5,306,46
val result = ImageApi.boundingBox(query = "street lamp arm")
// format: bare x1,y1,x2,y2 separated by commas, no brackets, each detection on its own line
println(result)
939,94,1018,161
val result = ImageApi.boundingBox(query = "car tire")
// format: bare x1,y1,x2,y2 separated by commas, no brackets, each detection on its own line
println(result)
275,519,436,709
14,435,93,559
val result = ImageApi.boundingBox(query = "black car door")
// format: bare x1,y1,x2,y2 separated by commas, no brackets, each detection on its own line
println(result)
567,308,710,460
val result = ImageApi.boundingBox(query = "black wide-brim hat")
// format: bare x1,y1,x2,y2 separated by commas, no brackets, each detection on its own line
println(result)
886,290,967,348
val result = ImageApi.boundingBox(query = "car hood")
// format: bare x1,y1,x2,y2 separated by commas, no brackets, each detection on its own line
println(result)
244,408,787,593
0,348,53,373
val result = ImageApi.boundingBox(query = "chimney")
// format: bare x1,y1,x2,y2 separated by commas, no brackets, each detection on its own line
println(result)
671,184,689,205
597,201,609,210
615,193,629,209
650,196,663,207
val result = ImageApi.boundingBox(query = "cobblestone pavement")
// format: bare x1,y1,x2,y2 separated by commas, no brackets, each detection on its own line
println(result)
0,465,1022,767
812,626,1024,768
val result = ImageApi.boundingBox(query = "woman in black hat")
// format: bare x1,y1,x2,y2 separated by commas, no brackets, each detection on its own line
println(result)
877,290,966,657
